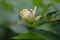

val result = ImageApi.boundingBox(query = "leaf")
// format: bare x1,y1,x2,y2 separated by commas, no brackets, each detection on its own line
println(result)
32,19,44,27
9,23,29,34
54,0,60,2
34,23,51,31
32,0,43,7
33,30,60,40
13,32,44,40
49,21,60,29
54,21,60,36
13,30,60,40
46,11,57,21
0,0,13,12
41,2,53,16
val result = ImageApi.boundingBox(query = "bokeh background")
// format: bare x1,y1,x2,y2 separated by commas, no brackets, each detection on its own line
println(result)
0,0,60,40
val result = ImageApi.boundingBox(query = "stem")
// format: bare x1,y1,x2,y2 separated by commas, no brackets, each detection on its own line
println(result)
48,18,60,23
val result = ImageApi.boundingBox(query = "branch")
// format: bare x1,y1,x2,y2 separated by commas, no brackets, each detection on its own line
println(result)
47,18,60,23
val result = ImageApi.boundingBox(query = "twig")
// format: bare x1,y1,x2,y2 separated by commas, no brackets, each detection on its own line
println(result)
47,18,60,23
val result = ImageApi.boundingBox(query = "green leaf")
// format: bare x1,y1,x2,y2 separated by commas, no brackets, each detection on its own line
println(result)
54,0,60,2
41,2,53,16
13,30,60,40
0,0,13,12
32,0,43,7
34,23,51,31
32,19,44,27
49,21,60,29
34,30,60,40
13,32,44,40
46,11,57,21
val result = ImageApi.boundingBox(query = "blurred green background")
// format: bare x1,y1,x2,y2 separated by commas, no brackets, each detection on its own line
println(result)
0,0,60,40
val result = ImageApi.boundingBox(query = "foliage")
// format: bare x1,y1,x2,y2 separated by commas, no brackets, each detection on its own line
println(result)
0,0,60,40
